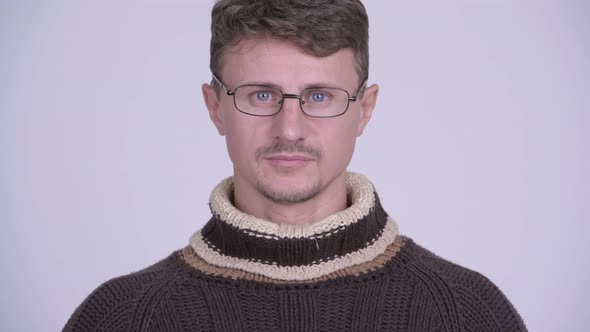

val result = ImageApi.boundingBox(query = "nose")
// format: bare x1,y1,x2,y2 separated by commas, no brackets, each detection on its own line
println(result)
270,96,307,142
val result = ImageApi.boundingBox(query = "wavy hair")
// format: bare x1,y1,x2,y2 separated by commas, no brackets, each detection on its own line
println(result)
210,0,369,84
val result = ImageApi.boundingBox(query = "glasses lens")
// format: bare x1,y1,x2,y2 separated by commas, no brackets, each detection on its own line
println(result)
234,85,282,116
301,88,350,118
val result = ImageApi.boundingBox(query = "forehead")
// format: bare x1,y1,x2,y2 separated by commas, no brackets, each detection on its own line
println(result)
219,38,359,89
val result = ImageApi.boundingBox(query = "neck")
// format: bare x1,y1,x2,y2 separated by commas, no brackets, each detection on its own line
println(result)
233,173,348,225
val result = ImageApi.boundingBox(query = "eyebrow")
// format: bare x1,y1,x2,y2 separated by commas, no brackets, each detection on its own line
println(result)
238,81,346,91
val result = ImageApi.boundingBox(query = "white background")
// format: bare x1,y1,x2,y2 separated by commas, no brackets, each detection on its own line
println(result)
1,0,588,331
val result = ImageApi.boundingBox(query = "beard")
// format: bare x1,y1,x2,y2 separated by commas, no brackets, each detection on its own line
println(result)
254,140,322,203
255,176,321,203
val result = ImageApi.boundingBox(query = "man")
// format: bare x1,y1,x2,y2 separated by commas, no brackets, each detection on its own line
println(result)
64,0,527,331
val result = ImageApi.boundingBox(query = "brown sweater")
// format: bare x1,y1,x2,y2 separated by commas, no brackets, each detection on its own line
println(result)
64,173,527,332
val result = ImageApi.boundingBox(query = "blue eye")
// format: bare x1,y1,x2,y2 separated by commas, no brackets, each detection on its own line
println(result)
311,93,326,102
256,91,272,101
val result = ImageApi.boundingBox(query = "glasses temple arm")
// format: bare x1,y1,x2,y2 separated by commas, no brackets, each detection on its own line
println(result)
211,73,235,96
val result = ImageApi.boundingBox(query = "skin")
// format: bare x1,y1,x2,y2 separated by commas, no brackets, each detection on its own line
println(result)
202,38,378,225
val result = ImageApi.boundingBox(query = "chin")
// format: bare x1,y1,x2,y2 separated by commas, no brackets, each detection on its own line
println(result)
255,171,321,204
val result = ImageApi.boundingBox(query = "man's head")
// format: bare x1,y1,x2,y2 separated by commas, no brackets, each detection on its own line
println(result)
202,0,378,217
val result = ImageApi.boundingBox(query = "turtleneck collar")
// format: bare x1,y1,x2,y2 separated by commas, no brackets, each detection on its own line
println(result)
189,172,399,281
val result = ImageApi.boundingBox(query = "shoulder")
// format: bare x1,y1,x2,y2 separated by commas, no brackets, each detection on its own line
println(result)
63,250,189,332
394,237,527,332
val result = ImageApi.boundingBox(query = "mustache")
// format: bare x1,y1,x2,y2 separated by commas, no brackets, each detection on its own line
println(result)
256,141,321,160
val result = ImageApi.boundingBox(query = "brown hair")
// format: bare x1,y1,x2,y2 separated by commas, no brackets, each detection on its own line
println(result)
210,0,369,84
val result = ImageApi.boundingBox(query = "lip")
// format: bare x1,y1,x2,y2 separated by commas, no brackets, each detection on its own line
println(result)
264,154,315,167
265,154,315,161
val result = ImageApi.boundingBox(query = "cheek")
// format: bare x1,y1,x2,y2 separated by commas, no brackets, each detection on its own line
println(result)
320,119,359,168
223,117,263,165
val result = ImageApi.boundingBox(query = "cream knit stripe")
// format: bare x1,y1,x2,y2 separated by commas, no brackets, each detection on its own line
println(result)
208,172,376,239
189,217,398,281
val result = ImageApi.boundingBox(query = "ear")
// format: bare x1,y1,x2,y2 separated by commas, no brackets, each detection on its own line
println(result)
356,83,379,136
202,83,226,136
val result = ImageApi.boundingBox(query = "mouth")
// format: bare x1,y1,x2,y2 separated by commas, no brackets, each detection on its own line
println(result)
264,154,316,168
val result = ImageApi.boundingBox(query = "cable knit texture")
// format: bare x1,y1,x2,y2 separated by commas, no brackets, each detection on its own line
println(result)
64,173,527,332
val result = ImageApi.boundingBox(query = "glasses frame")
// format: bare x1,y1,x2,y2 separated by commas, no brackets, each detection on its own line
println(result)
211,73,367,118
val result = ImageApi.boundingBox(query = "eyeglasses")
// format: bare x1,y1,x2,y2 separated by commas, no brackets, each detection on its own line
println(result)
212,73,366,118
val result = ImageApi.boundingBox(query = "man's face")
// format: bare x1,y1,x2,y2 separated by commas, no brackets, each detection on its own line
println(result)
203,38,377,204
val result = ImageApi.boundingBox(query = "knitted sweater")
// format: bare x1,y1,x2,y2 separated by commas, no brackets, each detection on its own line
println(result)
64,173,527,332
